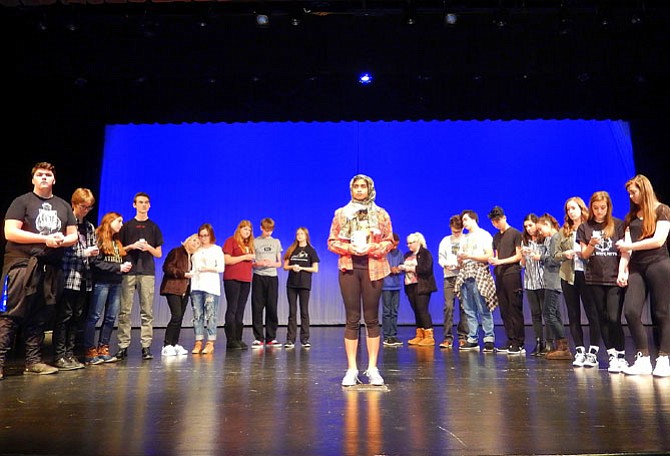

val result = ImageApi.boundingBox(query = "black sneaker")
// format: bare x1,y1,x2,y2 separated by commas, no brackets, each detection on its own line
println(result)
114,348,128,360
141,348,154,360
460,342,480,351
383,338,394,346
226,340,242,350
496,345,510,354
391,336,403,346
507,345,522,355
483,342,495,353
301,341,311,348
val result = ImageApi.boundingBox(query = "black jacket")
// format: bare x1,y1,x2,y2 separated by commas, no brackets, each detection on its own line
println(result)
404,246,437,295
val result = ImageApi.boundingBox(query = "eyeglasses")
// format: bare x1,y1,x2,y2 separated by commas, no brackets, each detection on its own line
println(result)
199,233,210,238
80,204,94,211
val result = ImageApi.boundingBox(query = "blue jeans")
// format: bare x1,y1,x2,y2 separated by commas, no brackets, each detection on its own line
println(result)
543,289,565,340
461,278,495,343
381,289,400,338
191,291,219,341
84,282,121,349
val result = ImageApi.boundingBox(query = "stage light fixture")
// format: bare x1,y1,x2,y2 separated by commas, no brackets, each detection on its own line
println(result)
255,14,269,27
445,13,457,26
358,73,373,85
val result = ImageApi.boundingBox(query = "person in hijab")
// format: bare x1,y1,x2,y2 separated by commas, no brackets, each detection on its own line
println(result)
328,174,394,387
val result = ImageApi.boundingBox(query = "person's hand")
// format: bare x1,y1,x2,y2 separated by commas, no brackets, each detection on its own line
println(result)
185,271,194,278
563,249,574,260
292,265,301,272
245,253,256,262
85,246,100,257
45,233,64,248
121,261,132,273
617,270,628,287
615,239,633,253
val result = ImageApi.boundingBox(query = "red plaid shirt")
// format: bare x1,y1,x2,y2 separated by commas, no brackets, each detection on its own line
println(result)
327,206,394,281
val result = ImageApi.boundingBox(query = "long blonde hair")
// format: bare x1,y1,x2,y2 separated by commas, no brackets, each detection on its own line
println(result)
588,191,615,239
96,212,126,256
625,174,660,240
562,196,588,237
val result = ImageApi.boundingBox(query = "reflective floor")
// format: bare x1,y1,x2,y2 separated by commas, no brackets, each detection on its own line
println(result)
1,326,669,456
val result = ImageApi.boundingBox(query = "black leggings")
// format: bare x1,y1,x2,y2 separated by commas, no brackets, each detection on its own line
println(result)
562,271,600,348
585,284,624,351
339,269,382,340
624,258,670,355
405,284,433,329
164,293,189,346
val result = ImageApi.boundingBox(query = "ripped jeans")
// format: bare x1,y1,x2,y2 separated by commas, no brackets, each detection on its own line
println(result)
191,291,220,341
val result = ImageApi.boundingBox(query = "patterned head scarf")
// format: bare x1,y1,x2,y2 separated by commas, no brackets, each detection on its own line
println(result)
340,174,382,239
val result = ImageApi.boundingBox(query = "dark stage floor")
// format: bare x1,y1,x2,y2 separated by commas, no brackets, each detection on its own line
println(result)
1,325,669,456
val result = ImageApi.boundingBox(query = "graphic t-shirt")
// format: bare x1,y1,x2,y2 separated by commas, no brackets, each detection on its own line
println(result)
576,218,624,285
286,244,320,290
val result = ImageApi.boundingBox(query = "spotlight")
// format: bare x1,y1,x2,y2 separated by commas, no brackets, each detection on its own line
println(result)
255,14,269,27
445,13,457,26
358,73,373,85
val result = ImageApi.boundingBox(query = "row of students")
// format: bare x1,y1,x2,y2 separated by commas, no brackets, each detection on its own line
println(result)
372,175,669,380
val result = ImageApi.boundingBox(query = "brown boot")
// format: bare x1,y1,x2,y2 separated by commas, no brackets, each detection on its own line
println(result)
201,341,215,354
546,338,572,360
408,328,425,345
418,328,435,346
192,340,203,354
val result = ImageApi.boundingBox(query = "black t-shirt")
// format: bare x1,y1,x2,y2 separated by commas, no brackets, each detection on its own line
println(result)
4,192,77,264
286,244,320,290
576,218,624,285
492,226,522,276
628,203,670,267
118,217,164,275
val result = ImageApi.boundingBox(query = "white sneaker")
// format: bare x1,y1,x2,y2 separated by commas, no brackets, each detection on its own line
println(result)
161,345,177,356
364,367,385,386
623,352,653,375
653,355,670,377
573,347,586,367
174,344,188,356
341,369,360,387
583,352,598,368
608,354,626,373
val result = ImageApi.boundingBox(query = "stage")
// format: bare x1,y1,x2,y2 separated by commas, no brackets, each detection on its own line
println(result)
1,326,668,456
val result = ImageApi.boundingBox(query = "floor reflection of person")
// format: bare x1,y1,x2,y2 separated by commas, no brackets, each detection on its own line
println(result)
328,174,393,387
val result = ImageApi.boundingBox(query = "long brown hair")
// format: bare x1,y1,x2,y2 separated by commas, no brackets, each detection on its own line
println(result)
284,227,312,261
625,174,660,240
561,196,588,237
233,220,254,253
588,191,615,239
96,212,126,256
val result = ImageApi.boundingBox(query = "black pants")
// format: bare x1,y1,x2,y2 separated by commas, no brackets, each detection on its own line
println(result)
585,284,624,352
164,293,189,346
495,272,525,346
405,283,433,329
286,287,311,344
251,275,279,342
53,288,88,360
624,258,670,354
224,280,251,342
562,271,600,348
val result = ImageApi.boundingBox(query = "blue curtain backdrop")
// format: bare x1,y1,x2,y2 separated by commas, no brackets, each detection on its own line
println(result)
98,119,636,328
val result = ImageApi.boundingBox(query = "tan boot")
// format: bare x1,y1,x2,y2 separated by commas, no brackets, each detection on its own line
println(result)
546,338,572,360
418,328,435,346
192,340,203,354
408,328,425,345
201,341,215,354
